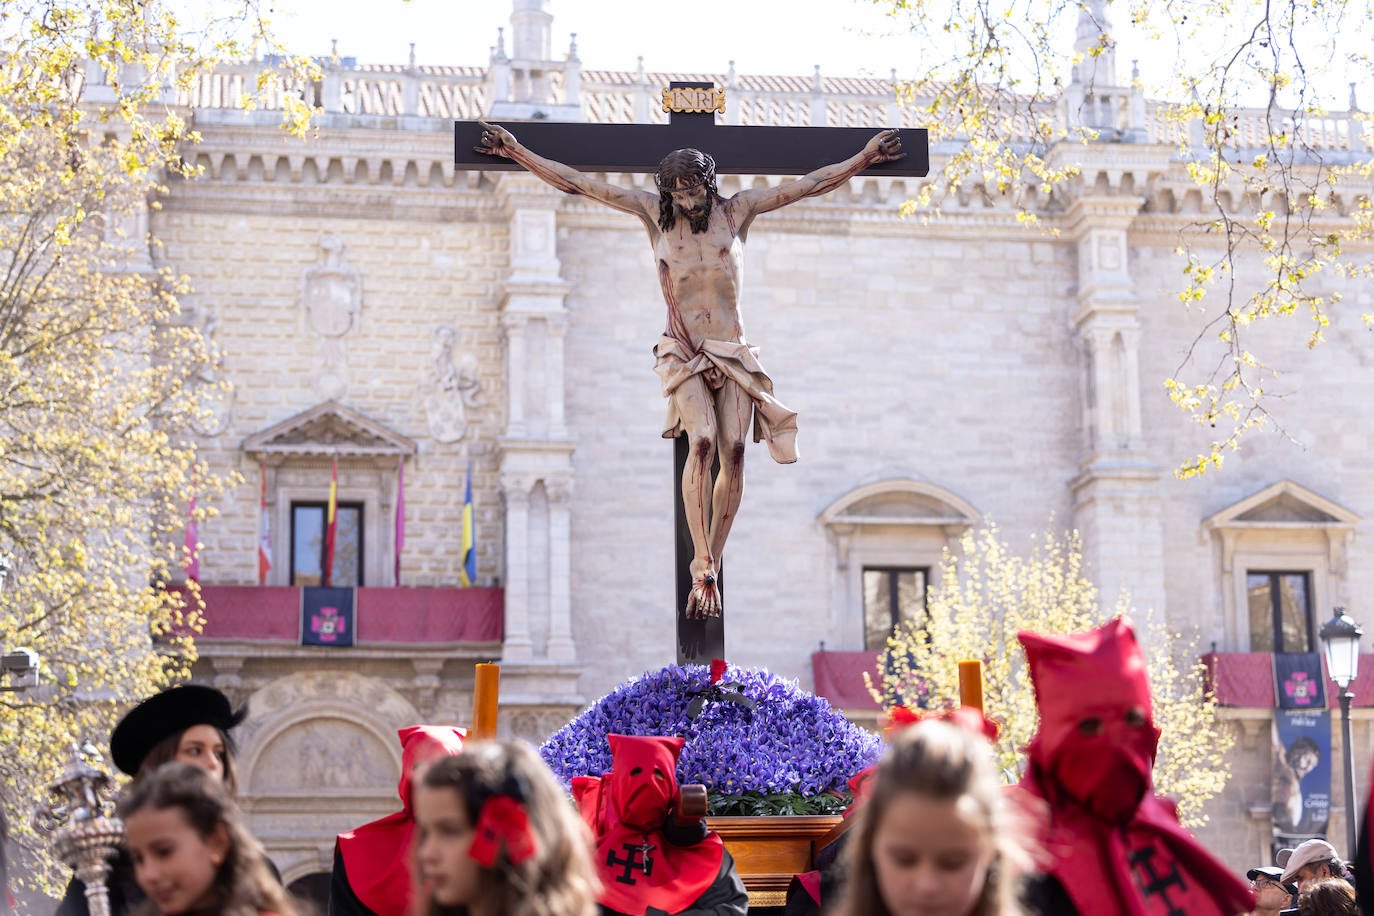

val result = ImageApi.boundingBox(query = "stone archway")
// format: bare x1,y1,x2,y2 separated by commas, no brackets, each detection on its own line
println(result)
235,671,422,883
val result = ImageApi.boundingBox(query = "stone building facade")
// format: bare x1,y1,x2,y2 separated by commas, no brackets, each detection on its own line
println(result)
124,0,1374,891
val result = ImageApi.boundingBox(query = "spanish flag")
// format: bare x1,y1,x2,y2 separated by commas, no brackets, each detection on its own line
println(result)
257,460,272,586
460,460,476,587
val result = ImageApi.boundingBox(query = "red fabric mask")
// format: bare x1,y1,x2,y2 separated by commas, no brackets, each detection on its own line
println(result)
571,734,724,916
337,725,466,916
605,734,680,832
1051,728,1155,824
1016,619,1252,916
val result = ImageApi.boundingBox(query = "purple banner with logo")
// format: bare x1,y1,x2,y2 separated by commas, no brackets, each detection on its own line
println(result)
1271,708,1331,839
301,586,355,647
1274,653,1327,710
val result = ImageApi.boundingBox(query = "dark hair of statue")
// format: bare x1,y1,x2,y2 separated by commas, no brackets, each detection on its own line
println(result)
655,149,719,233
1285,736,1321,768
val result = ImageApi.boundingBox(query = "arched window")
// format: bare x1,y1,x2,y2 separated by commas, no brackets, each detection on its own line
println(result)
1204,480,1360,652
819,479,981,650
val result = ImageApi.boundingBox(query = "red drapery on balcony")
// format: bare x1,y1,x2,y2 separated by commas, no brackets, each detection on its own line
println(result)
1202,651,1374,707
811,651,882,711
181,585,503,643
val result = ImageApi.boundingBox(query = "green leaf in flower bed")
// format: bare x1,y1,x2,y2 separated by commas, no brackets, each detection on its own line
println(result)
706,789,852,817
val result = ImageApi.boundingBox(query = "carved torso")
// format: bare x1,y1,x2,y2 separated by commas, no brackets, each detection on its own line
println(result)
653,198,748,348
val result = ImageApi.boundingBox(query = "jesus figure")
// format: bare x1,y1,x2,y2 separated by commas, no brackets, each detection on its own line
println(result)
476,121,904,618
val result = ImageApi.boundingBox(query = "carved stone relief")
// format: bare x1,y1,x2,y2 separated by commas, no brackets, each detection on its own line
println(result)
190,306,235,436
421,325,483,443
251,717,394,792
235,671,419,785
300,235,362,400
506,707,579,744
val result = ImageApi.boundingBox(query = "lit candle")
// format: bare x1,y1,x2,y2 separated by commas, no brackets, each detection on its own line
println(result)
472,662,500,741
958,659,983,714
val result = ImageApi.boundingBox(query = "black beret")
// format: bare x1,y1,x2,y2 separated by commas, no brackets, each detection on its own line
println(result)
109,685,247,776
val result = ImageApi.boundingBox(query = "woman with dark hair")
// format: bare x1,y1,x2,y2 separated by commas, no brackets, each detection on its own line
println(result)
56,684,250,916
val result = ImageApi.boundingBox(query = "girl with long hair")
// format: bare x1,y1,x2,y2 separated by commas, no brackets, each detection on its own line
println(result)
411,740,597,916
119,762,292,916
835,717,1034,916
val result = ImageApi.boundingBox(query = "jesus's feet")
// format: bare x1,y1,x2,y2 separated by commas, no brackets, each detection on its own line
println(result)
686,558,722,619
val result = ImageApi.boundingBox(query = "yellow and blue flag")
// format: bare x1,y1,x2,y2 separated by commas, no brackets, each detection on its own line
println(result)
460,460,476,587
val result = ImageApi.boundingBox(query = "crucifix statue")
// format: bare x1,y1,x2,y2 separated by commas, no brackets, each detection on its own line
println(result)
456,84,927,662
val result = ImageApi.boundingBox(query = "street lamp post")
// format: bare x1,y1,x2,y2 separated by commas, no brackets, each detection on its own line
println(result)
1320,607,1363,857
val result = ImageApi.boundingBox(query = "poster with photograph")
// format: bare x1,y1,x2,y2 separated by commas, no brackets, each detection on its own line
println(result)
1271,708,1332,839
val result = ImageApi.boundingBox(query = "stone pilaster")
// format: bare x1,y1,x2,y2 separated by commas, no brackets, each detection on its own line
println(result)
1064,190,1168,621
501,480,534,661
501,312,529,438
494,174,578,691
544,479,575,661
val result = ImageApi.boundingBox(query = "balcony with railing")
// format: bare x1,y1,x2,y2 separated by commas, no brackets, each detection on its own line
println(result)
1203,652,1374,708
184,585,503,648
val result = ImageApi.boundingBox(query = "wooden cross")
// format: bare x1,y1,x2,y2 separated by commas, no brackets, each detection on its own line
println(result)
455,83,929,665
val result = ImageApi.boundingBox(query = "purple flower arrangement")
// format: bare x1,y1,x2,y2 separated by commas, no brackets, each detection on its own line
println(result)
540,663,882,804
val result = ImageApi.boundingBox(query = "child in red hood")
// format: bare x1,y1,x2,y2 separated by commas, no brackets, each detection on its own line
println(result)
330,725,466,916
572,734,748,916
1015,617,1254,916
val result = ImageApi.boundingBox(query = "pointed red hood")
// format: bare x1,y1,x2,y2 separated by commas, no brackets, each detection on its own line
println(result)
337,724,466,916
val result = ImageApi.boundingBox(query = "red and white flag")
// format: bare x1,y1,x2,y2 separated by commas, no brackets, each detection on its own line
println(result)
257,461,273,586
394,458,405,586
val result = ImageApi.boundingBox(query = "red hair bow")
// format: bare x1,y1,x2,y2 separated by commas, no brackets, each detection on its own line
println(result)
709,658,728,685
469,795,537,868
885,705,1001,742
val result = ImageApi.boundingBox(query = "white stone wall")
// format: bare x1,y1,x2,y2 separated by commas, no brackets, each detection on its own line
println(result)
150,83,1374,880
156,206,509,587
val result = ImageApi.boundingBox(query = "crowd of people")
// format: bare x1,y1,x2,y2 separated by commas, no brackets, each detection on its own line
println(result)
2,617,1371,916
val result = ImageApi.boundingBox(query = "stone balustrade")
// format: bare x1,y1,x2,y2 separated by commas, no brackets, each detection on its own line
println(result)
98,57,1367,156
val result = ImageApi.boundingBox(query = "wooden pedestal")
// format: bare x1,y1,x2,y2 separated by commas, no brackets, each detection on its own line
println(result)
706,815,844,908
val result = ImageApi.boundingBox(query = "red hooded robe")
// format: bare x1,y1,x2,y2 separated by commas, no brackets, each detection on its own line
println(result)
336,725,466,916
571,734,725,916
1016,618,1253,916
